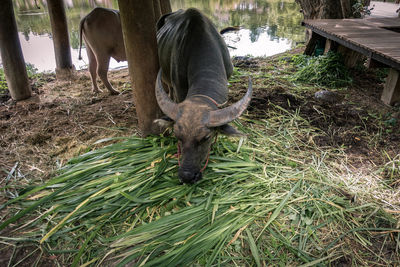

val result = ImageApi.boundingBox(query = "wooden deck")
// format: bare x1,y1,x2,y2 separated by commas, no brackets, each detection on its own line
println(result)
303,18,400,70
302,18,400,105
369,1,400,18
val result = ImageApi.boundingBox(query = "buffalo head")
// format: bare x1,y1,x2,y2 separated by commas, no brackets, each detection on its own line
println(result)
155,70,252,184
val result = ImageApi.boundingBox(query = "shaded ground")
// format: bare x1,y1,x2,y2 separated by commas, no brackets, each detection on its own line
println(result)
1,48,399,265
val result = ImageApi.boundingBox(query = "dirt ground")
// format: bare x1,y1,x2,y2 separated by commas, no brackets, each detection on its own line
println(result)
0,70,138,189
0,48,399,265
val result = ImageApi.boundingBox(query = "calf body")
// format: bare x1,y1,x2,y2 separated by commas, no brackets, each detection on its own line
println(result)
156,9,252,183
78,7,124,94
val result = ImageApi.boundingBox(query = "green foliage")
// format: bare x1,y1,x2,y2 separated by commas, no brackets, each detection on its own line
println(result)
352,0,373,18
290,52,353,88
0,68,7,95
25,63,39,77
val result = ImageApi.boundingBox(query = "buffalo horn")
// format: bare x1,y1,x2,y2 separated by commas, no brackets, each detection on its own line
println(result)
155,69,179,121
207,77,252,127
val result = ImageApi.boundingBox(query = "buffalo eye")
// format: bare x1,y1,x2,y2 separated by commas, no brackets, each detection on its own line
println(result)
200,134,212,143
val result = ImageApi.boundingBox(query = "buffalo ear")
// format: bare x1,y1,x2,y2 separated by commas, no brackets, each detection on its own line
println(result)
154,117,174,131
156,12,173,31
218,124,246,136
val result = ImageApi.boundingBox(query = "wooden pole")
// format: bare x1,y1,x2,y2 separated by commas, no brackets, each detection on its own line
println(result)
118,0,162,136
381,69,400,105
0,0,32,101
47,0,74,79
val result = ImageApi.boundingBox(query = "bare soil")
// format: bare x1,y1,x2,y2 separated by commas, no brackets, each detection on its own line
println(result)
1,70,137,190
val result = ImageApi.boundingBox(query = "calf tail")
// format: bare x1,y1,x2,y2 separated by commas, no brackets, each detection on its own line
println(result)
220,26,240,35
78,18,85,60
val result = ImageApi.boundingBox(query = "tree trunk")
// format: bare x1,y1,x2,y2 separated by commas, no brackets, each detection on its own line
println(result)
0,0,32,101
160,0,172,14
340,0,352,18
153,0,162,25
47,0,74,79
296,0,349,20
118,0,163,136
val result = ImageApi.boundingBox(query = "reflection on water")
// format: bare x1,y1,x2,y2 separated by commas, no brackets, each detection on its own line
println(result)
225,29,293,57
1,0,304,72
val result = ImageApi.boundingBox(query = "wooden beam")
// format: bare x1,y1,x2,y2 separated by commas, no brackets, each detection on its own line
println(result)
381,69,400,105
118,0,162,136
304,31,325,56
0,0,31,101
47,0,74,78
366,58,389,69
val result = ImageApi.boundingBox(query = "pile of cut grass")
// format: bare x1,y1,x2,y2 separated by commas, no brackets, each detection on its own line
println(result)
1,108,399,266
290,51,353,88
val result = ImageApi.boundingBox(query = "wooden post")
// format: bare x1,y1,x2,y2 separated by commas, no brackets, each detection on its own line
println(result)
47,0,74,79
118,0,162,136
0,0,31,101
381,69,400,105
324,39,338,54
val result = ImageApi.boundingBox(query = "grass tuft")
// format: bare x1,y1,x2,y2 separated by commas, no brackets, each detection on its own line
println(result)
290,51,353,88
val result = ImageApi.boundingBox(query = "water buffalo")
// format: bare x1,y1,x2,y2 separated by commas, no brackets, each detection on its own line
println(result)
155,8,252,184
78,7,124,95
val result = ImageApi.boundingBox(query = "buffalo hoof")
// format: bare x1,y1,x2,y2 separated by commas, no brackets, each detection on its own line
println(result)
109,89,120,95
92,88,103,94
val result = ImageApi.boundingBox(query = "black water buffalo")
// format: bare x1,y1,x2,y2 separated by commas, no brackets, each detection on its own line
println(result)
155,8,252,184
78,7,124,95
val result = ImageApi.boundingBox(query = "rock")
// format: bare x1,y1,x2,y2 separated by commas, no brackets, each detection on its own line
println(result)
314,90,341,104
232,56,258,68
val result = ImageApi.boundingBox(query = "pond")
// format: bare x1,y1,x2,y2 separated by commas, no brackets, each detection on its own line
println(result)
2,0,305,72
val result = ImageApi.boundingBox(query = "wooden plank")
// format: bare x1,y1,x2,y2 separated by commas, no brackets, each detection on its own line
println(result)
351,38,400,44
365,18,400,27
325,28,382,34
335,32,392,38
366,58,390,68
381,69,400,105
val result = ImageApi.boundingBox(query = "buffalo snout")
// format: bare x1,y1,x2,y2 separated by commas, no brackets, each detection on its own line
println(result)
178,168,202,184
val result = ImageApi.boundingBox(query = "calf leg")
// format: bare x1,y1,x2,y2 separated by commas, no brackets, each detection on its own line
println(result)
97,56,120,95
86,46,102,93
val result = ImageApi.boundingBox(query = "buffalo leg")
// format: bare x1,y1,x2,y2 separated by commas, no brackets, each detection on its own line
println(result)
86,46,102,93
97,56,120,95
